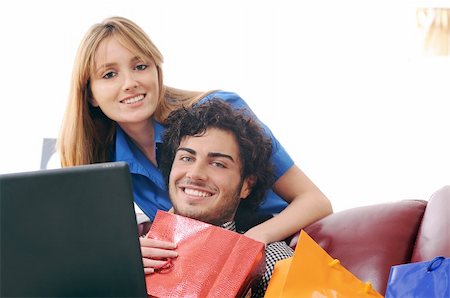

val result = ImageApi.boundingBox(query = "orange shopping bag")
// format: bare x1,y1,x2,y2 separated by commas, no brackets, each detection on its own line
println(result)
145,210,266,298
265,230,383,297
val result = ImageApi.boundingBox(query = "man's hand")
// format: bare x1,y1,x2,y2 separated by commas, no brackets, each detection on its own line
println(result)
140,237,178,274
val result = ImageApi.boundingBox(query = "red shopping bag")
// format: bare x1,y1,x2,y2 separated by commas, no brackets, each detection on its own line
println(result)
145,210,266,298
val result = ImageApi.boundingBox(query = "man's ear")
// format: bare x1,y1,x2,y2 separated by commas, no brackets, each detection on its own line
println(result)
239,175,256,199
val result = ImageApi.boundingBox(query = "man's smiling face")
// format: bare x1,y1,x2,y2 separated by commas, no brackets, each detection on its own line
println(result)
168,128,252,226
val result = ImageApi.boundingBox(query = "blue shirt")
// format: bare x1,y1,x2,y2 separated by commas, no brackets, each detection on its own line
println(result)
113,91,293,221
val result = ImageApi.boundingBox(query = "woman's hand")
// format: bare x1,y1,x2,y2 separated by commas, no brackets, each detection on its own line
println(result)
140,237,178,274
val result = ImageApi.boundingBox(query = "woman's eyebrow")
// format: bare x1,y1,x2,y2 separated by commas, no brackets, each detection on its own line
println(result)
95,62,116,74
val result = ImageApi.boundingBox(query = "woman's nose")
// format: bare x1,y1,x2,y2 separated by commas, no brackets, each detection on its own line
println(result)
122,72,138,91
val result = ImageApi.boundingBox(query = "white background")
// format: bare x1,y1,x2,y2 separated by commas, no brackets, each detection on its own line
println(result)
0,0,449,212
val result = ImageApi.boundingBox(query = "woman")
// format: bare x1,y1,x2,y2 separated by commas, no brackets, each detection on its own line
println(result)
57,16,332,246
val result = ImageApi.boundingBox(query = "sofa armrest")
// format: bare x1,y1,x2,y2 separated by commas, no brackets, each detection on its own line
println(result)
412,185,450,262
292,199,427,295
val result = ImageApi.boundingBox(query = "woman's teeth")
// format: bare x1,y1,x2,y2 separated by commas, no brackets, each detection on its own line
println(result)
122,95,144,104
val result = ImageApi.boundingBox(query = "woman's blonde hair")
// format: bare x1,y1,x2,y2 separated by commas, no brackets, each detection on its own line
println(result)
58,16,213,167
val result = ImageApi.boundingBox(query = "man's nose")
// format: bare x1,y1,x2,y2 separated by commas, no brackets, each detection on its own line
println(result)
186,162,208,181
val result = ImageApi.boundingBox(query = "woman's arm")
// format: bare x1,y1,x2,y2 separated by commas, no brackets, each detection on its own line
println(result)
244,165,333,244
199,91,332,243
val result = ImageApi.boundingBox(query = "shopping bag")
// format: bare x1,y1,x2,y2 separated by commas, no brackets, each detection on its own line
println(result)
145,210,266,298
385,256,450,298
265,230,383,297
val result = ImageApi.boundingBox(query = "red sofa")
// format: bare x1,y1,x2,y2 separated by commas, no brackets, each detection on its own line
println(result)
290,185,450,295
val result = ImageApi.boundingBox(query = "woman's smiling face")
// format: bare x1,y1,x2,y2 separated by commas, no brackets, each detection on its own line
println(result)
89,36,160,127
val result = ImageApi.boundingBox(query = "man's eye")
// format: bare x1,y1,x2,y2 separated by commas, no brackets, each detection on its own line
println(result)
135,64,148,71
102,71,117,79
212,162,225,168
180,156,192,162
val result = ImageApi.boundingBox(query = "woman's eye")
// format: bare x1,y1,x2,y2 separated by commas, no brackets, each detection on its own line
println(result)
135,64,148,71
102,71,117,79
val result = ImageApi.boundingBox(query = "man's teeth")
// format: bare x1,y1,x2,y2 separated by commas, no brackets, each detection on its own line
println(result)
122,95,144,104
184,188,211,197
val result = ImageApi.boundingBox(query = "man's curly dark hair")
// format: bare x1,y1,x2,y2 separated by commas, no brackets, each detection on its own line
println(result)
159,99,275,211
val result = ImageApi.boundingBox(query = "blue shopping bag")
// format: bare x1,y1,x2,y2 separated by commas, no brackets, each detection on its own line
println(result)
385,256,450,298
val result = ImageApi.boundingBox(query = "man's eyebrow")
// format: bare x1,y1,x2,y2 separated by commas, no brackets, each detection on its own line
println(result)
176,147,235,162
176,147,195,155
208,152,235,162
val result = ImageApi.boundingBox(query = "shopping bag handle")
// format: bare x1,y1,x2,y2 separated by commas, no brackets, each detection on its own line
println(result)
328,259,340,267
328,259,374,294
427,256,445,272
363,282,374,293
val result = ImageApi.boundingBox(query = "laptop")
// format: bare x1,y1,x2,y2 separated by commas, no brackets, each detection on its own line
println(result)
0,162,147,297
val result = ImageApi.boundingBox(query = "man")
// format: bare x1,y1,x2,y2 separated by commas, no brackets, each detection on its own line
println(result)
140,100,293,297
